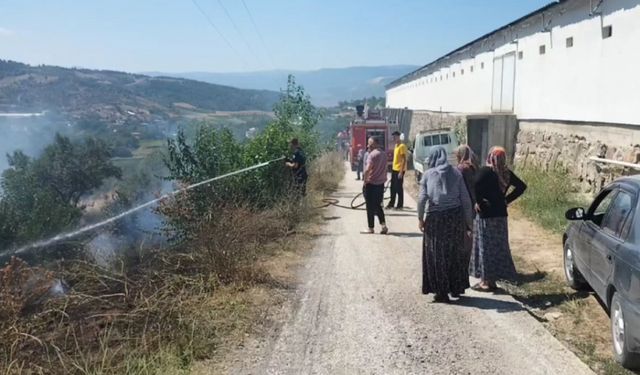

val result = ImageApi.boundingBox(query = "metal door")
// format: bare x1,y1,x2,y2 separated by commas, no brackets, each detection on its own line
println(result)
491,57,503,112
491,52,516,113
500,53,516,112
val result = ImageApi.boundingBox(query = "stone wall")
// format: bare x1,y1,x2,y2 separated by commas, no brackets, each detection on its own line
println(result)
384,108,465,142
515,121,640,194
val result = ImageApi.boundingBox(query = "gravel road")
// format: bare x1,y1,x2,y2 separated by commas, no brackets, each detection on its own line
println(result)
219,170,594,375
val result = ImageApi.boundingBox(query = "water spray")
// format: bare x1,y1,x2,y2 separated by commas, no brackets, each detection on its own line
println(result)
4,157,285,256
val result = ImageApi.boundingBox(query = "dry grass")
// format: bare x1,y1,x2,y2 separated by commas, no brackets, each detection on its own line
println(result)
0,152,345,374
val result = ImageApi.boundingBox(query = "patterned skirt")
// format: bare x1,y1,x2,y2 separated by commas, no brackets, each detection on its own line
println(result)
469,217,517,282
422,207,470,295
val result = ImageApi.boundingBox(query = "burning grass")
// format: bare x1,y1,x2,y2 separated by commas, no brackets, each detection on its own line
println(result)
0,152,344,374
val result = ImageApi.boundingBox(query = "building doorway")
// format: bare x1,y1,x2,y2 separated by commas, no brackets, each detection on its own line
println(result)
491,52,516,113
467,118,489,161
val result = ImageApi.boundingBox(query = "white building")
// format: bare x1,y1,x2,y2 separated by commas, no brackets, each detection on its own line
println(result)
385,0,640,192
386,0,640,126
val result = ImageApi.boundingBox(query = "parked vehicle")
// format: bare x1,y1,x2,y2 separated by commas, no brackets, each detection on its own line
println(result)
412,129,459,182
348,105,394,171
564,176,640,369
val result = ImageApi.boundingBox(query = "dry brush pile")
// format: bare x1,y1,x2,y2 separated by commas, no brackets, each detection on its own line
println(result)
0,152,344,375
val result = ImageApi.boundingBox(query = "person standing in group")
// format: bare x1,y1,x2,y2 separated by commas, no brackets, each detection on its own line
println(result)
418,146,473,303
363,137,388,235
356,144,365,181
455,145,478,268
285,138,308,197
470,146,527,291
387,131,407,210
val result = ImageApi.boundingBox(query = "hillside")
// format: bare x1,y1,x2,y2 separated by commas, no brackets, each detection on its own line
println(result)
146,65,418,107
0,60,281,124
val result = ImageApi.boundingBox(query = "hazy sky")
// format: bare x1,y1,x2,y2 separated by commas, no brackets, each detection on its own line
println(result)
0,0,550,73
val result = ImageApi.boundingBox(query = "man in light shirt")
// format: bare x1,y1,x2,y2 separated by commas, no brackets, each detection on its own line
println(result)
363,137,389,234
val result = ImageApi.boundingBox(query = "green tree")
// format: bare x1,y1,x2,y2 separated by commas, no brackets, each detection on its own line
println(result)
161,75,322,239
0,134,121,248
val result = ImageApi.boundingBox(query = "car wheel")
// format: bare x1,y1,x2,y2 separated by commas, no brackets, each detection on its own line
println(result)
611,293,640,369
563,242,587,290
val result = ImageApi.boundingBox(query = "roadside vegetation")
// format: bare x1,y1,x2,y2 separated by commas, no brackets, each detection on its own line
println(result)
0,76,345,374
514,166,589,234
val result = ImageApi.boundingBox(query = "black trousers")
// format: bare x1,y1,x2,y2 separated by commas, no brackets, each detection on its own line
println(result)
356,161,364,180
364,183,386,228
292,176,307,197
388,171,404,208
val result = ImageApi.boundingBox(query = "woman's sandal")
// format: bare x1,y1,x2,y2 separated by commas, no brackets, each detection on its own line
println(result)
471,283,494,292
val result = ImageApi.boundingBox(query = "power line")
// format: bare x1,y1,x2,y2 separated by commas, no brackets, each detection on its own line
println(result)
240,0,275,69
190,0,247,68
215,0,262,67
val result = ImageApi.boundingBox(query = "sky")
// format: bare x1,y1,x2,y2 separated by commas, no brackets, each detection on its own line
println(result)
0,0,551,73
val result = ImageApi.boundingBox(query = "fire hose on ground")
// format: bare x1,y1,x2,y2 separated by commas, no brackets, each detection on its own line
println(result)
316,180,392,210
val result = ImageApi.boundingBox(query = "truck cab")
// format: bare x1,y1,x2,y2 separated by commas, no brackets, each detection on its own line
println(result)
349,106,394,171
412,129,459,182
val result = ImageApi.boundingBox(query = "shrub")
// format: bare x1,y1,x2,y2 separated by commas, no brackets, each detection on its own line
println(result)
514,166,588,234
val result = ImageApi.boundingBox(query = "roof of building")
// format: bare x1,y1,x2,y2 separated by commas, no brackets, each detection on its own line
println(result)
386,0,568,90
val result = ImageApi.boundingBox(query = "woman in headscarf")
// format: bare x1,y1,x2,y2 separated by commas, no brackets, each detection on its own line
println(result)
455,145,478,207
470,146,527,291
418,146,473,303
455,145,478,270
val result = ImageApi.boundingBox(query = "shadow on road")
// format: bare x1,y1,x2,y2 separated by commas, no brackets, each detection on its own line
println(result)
514,271,548,284
322,216,341,221
389,232,423,238
453,295,524,313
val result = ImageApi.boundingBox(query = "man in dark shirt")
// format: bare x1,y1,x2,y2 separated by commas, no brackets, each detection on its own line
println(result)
285,138,308,196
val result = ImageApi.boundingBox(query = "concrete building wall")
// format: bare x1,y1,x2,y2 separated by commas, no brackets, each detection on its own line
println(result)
386,0,640,126
386,0,640,193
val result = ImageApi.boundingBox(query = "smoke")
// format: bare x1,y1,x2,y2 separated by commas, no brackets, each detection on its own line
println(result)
85,180,173,269
0,113,71,173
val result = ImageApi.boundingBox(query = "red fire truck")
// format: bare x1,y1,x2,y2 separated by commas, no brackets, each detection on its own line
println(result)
349,105,394,171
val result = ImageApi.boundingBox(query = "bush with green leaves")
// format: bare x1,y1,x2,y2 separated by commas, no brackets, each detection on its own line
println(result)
162,75,322,239
0,134,121,249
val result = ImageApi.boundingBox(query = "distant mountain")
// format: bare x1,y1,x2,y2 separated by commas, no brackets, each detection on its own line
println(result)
0,60,281,123
145,65,419,107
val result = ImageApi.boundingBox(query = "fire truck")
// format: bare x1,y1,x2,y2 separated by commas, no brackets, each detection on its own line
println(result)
349,105,395,171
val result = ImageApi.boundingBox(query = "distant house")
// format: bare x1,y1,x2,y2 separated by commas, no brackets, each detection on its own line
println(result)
245,127,258,139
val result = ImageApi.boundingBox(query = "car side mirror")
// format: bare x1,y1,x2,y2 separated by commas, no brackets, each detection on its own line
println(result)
565,207,586,221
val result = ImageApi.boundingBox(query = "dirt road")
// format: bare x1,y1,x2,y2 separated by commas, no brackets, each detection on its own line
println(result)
215,169,594,374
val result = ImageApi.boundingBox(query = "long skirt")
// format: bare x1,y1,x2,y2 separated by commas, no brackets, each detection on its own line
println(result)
469,216,517,282
422,207,470,296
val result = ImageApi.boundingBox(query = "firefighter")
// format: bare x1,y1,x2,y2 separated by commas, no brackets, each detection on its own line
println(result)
285,138,308,196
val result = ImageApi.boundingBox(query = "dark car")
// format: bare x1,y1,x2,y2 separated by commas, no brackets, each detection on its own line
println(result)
564,176,640,369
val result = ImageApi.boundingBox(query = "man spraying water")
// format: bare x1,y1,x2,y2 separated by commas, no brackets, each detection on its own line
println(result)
285,138,308,196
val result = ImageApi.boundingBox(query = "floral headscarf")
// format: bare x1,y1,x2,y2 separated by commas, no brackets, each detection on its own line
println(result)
486,146,510,191
455,145,477,171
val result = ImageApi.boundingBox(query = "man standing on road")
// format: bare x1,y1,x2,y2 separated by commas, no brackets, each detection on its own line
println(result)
363,137,388,234
285,138,308,197
387,131,407,210
356,144,365,180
